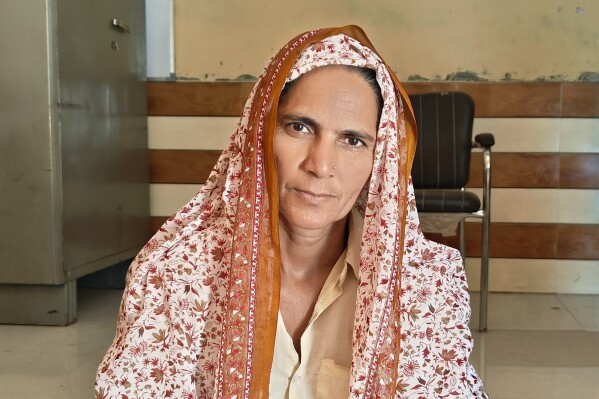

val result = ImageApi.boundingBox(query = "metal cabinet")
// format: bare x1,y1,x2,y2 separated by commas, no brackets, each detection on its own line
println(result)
0,0,149,325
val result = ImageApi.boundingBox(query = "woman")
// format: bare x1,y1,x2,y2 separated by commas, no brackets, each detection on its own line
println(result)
96,25,487,398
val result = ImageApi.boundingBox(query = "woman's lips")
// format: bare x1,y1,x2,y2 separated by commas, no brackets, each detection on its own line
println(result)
294,188,334,202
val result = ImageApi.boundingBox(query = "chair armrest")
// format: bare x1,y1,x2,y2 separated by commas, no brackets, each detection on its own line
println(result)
474,133,495,148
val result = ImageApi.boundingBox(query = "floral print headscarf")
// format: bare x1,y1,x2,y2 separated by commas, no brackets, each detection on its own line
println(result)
96,25,487,399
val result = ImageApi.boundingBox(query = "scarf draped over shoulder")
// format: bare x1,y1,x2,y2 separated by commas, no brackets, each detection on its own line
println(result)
95,25,487,399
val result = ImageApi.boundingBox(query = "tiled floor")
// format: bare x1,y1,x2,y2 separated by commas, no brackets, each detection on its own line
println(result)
468,293,599,399
0,290,598,398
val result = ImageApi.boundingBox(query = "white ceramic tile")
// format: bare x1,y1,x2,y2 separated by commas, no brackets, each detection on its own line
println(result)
473,118,560,153
11,324,115,355
560,118,599,153
467,188,599,224
471,330,599,368
2,289,599,399
555,261,599,295
558,189,599,224
466,258,557,293
467,188,559,223
149,183,202,216
469,327,599,398
0,352,101,399
482,365,599,399
0,289,122,399
558,294,599,331
151,185,595,224
467,258,599,296
0,326,44,352
0,290,120,352
147,117,598,155
469,292,582,331
148,116,238,149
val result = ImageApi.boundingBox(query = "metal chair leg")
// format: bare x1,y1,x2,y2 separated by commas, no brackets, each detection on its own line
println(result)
458,217,466,267
479,147,492,332
479,216,490,332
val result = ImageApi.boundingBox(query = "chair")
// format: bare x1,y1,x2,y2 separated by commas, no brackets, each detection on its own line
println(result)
409,91,495,332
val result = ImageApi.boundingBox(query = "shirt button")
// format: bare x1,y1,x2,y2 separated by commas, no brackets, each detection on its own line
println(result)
292,375,301,384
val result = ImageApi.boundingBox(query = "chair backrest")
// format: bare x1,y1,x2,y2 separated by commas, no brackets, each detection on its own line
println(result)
409,91,475,189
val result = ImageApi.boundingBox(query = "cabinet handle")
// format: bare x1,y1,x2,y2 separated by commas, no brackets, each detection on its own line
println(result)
111,19,130,34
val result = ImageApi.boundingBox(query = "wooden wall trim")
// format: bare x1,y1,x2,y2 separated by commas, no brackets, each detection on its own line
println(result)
148,82,253,117
562,83,599,117
469,153,558,188
559,154,599,188
148,216,599,261
149,149,599,189
149,149,221,184
469,153,599,189
405,83,560,117
148,81,599,118
425,222,599,260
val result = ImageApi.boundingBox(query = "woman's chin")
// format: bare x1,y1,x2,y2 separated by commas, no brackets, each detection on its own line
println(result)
279,209,346,233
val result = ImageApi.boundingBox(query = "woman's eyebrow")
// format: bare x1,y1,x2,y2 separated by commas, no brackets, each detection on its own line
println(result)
342,129,376,144
279,113,318,128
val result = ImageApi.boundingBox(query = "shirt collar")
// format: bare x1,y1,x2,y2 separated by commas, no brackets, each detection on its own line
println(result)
345,207,363,278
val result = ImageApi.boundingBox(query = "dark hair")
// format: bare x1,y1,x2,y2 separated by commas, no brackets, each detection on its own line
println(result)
279,65,384,125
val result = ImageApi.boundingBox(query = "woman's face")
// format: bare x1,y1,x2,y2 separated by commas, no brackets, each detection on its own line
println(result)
274,66,378,232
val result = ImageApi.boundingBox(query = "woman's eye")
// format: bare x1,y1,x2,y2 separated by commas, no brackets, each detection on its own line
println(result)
345,137,365,147
290,122,308,133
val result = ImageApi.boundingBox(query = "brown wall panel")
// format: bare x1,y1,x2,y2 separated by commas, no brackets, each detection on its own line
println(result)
469,153,559,188
557,224,599,259
149,218,599,260
562,83,599,117
148,82,599,118
424,223,558,259
148,82,253,116
560,154,599,189
466,223,558,259
150,150,599,189
425,222,599,260
404,83,561,117
149,149,220,183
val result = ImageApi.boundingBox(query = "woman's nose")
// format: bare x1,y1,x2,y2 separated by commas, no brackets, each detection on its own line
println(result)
301,136,337,178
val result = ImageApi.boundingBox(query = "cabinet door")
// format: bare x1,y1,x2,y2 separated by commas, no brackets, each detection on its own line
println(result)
57,0,149,278
0,0,62,284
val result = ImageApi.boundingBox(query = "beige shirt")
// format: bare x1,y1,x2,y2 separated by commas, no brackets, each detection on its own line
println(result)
269,210,362,399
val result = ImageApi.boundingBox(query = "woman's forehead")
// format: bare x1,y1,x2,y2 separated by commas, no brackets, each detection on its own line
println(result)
279,67,377,110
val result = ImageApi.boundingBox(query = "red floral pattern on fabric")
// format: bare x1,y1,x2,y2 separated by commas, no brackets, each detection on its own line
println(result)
95,28,487,399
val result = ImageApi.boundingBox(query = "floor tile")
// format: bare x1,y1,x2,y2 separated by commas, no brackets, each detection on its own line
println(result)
0,288,121,399
483,365,599,399
1,289,599,399
558,294,599,331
